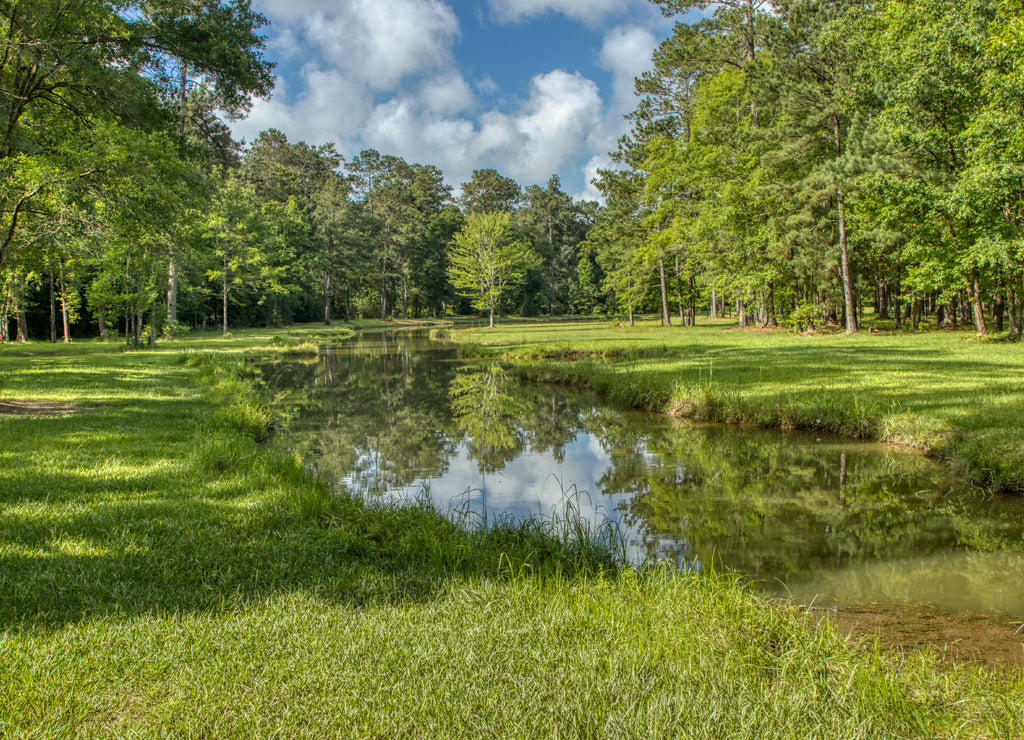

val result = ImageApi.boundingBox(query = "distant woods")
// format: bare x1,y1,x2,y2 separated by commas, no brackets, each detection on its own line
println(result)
2,0,1023,341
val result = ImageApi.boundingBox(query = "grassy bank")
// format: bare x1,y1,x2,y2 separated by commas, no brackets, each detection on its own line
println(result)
443,319,1024,493
1,325,1021,737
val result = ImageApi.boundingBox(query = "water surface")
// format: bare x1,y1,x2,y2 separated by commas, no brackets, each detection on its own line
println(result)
263,331,1024,617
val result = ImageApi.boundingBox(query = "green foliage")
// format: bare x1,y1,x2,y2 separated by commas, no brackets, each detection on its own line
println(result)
448,211,542,327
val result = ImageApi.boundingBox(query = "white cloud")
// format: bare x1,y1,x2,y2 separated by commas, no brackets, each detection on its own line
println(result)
599,25,658,114
232,67,372,149
303,0,459,90
507,70,605,181
488,0,621,24
575,153,614,202
419,73,474,114
238,0,667,196
357,69,602,188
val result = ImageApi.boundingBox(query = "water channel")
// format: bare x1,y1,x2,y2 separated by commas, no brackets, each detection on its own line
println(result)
263,330,1024,618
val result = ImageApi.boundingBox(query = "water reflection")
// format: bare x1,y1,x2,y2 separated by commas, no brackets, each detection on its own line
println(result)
263,331,1024,616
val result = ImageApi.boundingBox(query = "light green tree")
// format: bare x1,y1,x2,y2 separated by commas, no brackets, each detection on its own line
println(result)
448,211,540,328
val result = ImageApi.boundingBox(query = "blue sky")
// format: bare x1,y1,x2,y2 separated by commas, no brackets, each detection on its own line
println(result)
231,0,684,200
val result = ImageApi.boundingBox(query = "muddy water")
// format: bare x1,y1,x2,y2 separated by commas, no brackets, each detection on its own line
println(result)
263,331,1024,624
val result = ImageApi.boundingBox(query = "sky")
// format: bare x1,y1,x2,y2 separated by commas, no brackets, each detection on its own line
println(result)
230,0,685,201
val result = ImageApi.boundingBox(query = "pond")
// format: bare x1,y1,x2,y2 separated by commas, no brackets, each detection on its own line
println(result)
263,330,1024,618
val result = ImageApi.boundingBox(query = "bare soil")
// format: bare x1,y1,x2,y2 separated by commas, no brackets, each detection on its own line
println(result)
805,603,1024,672
0,400,79,416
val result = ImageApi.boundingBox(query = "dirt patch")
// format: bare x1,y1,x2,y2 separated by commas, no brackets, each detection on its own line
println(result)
0,400,80,417
803,603,1024,672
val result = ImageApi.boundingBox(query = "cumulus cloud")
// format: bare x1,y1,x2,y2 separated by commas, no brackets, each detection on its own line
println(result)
238,0,665,197
232,67,372,149
303,0,459,90
469,70,604,184
575,153,614,202
361,69,603,187
599,25,658,114
488,0,621,24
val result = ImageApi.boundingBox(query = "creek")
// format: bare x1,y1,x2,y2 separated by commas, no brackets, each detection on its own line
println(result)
263,330,1024,618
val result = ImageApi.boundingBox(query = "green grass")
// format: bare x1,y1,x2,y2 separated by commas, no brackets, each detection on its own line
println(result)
1,322,1021,738
443,317,1024,493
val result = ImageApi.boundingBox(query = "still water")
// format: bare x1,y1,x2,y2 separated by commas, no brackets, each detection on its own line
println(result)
263,330,1024,617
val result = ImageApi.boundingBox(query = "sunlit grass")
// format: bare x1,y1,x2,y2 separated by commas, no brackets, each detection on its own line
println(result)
1,321,1021,737
448,318,1024,492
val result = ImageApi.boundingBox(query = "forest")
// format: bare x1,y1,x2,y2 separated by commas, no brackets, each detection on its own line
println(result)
2,0,1024,342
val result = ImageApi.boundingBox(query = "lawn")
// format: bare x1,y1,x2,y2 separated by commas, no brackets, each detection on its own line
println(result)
0,324,1020,738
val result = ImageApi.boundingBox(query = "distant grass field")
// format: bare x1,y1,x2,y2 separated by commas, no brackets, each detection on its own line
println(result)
1,323,1021,738
444,317,1024,493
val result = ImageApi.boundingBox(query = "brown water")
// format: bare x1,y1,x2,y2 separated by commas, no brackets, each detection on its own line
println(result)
263,330,1024,619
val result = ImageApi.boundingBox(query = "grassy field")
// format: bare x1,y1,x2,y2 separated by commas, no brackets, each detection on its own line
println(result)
442,317,1024,493
1,323,1021,737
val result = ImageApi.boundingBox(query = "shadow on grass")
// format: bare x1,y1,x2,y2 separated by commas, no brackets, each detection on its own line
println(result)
0,486,616,631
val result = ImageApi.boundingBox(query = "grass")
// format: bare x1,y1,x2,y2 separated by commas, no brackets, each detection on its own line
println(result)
442,317,1024,493
1,322,1022,737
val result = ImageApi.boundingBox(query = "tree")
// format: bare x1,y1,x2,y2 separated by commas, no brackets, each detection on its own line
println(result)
448,212,541,327
0,0,273,275
754,0,876,334
204,176,267,335
459,169,522,215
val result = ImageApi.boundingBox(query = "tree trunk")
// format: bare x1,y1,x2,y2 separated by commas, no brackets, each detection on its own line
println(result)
149,298,157,348
1009,273,1023,338
893,248,903,330
222,254,229,336
659,254,671,327
49,271,56,342
676,256,684,326
324,268,332,325
0,278,10,342
167,256,178,326
98,307,107,339
912,297,923,330
687,276,696,327
765,280,778,328
834,112,857,335
970,269,988,335
59,261,70,344
993,290,1005,332
401,271,408,319
15,308,26,342
837,190,856,334
710,286,718,320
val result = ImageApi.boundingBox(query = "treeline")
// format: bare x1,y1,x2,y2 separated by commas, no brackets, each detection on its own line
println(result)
587,0,1024,334
3,0,1022,342
0,1,602,343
